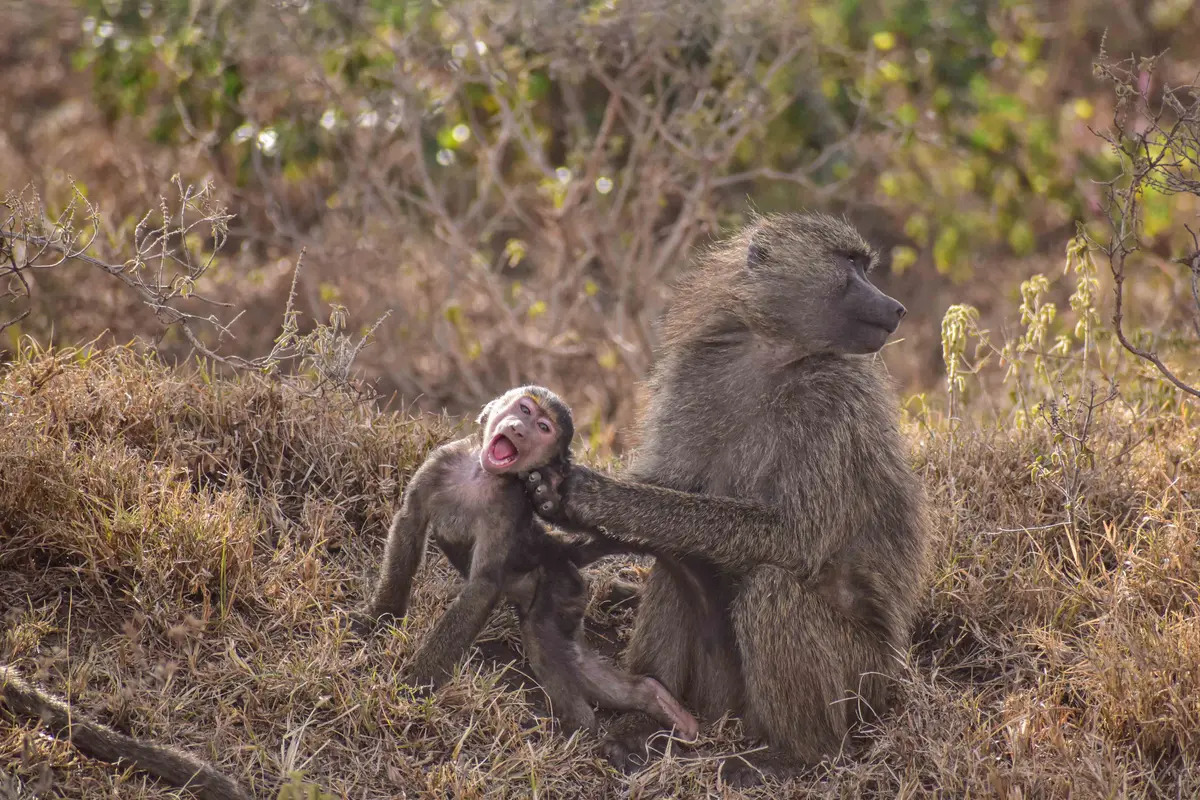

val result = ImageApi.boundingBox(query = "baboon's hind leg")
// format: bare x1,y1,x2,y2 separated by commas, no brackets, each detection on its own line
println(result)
735,575,891,765
575,647,698,740
520,614,596,734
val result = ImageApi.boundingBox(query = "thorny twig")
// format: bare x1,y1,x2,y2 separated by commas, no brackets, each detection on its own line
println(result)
1183,224,1200,338
1088,47,1200,399
1,179,386,398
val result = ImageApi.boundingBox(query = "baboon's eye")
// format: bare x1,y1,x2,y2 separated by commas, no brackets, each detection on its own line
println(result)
537,420,551,433
843,253,867,275
520,402,531,415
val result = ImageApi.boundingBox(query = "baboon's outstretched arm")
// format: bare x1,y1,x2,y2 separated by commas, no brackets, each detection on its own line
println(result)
406,576,501,685
405,533,512,685
359,460,441,629
530,465,827,576
365,499,429,620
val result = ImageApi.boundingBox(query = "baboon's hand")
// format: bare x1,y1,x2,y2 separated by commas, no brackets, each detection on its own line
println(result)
347,608,378,636
523,463,568,521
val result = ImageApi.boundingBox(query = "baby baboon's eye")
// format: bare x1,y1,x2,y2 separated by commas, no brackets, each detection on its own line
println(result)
538,421,551,433
520,402,531,415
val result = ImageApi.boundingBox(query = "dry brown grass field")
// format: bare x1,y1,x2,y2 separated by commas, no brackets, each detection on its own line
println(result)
4,1,1200,798
1,343,1198,798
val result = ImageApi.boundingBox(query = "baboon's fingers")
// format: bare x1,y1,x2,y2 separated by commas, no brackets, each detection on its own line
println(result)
526,470,566,520
347,609,377,636
718,755,800,789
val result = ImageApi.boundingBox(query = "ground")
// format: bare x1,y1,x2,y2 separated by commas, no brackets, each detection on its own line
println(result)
2,347,1199,799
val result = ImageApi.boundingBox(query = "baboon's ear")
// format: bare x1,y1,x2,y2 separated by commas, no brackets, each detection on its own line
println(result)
747,234,769,268
476,400,496,426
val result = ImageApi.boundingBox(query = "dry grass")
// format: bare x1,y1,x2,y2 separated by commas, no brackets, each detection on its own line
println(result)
2,345,1199,799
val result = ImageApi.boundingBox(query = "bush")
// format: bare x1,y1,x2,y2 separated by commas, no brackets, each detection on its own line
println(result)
6,0,1197,438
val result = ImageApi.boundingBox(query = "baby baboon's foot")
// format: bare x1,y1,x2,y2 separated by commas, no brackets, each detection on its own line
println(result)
643,677,699,741
718,755,800,789
598,576,642,612
347,608,381,636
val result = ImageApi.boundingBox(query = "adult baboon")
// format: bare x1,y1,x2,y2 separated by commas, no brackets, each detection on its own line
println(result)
356,386,697,740
527,213,930,781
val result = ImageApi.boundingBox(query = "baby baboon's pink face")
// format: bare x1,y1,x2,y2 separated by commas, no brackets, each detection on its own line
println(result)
479,391,562,476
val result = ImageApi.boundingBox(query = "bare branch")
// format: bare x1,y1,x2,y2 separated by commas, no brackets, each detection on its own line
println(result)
1089,52,1200,399
1,181,388,400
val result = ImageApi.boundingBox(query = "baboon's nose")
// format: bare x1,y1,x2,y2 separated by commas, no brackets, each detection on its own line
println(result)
895,302,907,320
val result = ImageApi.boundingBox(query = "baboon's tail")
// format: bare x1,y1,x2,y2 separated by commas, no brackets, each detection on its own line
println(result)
0,665,253,800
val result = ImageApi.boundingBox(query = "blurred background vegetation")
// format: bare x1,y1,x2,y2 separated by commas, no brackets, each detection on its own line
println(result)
2,0,1199,447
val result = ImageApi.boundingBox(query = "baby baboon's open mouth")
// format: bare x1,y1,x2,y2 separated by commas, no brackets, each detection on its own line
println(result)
486,434,520,469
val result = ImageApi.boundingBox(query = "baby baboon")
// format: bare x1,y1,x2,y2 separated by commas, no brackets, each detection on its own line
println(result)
527,213,930,782
0,665,250,800
356,386,697,739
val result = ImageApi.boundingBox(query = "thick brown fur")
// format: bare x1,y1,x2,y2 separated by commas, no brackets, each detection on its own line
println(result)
527,212,930,777
0,665,252,800
357,386,697,740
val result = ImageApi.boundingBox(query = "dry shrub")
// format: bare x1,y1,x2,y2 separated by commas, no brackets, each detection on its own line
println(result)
0,345,717,799
0,344,444,594
0,0,895,450
0,345,454,797
828,405,1200,799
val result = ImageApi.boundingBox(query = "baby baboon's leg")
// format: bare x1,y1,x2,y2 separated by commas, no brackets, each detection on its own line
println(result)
515,563,596,733
575,649,699,741
519,613,596,734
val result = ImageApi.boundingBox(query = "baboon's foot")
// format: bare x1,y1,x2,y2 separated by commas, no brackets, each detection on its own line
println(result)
347,607,402,636
598,714,665,774
598,576,642,612
347,608,378,636
600,732,651,775
554,703,599,738
718,754,802,789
